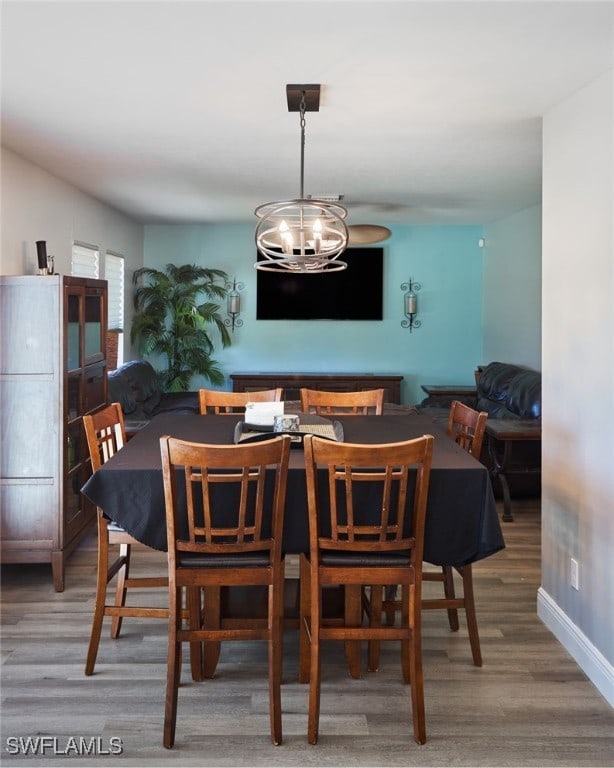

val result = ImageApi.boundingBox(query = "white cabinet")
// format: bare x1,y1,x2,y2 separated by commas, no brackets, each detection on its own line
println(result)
0,275,108,590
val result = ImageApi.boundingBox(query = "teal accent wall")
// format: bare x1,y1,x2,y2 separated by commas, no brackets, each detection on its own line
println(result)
143,223,483,404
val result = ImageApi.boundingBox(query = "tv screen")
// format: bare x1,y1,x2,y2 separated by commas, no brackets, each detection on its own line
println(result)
256,247,384,321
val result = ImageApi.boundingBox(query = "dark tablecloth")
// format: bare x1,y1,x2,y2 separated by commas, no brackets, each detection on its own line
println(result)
81,413,504,567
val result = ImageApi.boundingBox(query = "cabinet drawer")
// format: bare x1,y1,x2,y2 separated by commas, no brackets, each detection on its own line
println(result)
0,380,59,478
1,483,58,544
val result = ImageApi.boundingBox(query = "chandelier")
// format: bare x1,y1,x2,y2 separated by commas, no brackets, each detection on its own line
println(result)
254,84,349,273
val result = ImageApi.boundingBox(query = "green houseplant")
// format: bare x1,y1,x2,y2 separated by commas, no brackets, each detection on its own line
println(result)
131,263,232,392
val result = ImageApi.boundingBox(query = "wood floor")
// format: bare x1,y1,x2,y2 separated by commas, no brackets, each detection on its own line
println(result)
1,499,612,767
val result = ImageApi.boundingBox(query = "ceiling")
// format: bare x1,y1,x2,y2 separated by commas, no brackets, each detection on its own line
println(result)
2,1,612,227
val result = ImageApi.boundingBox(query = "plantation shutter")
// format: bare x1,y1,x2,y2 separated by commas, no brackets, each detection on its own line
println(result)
71,242,99,278
105,253,125,332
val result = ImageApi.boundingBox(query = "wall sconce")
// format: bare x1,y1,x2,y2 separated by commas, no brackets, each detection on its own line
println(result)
225,278,244,332
401,278,422,332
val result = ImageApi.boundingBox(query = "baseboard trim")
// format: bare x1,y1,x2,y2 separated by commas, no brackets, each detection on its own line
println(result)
537,587,613,707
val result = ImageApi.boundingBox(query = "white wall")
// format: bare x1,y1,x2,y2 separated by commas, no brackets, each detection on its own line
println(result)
0,147,144,360
538,70,614,706
482,205,542,369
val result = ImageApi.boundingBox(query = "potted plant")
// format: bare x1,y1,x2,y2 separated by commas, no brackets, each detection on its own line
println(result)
131,263,232,392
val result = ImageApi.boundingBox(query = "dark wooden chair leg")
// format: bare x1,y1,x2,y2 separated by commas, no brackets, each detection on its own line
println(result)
202,586,222,679
110,542,130,638
442,566,460,631
459,564,482,666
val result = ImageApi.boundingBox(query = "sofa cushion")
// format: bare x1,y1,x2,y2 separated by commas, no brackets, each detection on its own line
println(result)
107,360,199,420
506,370,541,419
476,361,541,420
477,361,517,405
108,370,137,415
119,360,162,415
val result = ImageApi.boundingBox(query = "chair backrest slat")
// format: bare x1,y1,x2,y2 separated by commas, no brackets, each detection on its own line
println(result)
83,402,126,471
300,388,384,416
304,434,433,560
198,388,283,415
161,435,291,562
446,400,488,458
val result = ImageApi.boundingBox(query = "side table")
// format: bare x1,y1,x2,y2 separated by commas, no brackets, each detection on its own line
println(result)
485,419,541,522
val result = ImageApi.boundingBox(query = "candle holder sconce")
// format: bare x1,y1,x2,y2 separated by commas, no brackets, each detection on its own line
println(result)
401,278,422,332
225,278,244,332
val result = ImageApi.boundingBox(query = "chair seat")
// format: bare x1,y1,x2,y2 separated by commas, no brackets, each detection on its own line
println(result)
320,551,411,567
177,552,272,568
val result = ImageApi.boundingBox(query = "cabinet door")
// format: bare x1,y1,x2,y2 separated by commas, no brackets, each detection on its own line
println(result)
65,282,107,369
65,290,82,372
83,287,106,365
63,387,96,541
62,279,105,551
83,363,107,414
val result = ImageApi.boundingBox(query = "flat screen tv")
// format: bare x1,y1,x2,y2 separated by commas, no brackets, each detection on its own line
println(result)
256,247,384,321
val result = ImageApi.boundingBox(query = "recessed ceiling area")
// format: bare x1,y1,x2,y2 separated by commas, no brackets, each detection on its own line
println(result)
2,1,612,227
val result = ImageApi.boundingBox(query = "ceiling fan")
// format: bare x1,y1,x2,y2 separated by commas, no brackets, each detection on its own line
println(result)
344,199,413,243
344,194,467,230
305,196,394,244
347,224,392,244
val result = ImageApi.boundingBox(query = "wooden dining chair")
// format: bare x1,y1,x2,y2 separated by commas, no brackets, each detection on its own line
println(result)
374,399,488,669
298,388,385,677
198,388,283,414
83,403,168,676
299,388,384,415
300,433,434,745
159,433,291,748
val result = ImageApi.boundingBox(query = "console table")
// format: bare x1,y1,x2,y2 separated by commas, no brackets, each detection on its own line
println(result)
485,419,541,522
230,373,403,404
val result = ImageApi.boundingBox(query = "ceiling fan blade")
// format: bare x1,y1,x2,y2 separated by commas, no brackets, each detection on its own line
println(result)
347,224,392,245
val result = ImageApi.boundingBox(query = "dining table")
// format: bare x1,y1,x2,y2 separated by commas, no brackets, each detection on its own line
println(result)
81,412,505,569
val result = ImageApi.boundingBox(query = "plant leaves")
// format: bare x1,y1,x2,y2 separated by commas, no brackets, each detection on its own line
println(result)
131,262,231,391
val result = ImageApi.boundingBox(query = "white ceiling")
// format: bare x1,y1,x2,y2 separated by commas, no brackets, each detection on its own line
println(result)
2,1,613,227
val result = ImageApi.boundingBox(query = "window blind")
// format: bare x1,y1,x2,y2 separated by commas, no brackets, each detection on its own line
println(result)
71,242,99,279
105,253,125,332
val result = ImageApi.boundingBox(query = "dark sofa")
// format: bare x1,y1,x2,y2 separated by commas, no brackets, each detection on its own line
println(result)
419,361,541,499
475,361,541,420
419,361,541,421
108,360,198,422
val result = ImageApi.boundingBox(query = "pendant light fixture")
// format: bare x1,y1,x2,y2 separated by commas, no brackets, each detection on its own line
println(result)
254,84,348,273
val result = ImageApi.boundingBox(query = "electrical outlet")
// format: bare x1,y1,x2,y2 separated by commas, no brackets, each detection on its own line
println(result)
570,558,580,590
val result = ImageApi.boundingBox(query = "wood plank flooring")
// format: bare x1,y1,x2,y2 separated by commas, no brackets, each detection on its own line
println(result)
1,499,613,767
